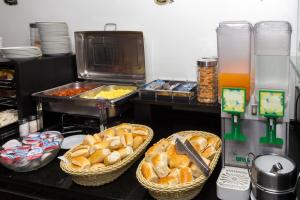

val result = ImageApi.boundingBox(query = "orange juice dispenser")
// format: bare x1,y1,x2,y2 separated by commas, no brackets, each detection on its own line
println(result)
217,21,253,142
216,21,293,200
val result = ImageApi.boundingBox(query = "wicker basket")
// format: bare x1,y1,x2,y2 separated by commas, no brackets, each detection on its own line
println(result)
136,131,221,200
60,124,154,186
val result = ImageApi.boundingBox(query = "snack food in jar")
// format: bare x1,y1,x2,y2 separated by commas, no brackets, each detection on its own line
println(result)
197,58,218,103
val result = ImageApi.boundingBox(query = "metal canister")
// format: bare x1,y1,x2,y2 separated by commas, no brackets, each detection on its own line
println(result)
249,154,299,200
197,58,218,103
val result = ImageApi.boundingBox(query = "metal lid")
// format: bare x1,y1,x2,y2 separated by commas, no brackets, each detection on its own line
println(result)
255,155,295,174
75,31,145,85
197,58,218,67
252,154,297,191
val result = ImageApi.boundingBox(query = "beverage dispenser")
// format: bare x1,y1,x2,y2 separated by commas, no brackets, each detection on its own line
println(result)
216,21,292,200
217,21,253,142
254,21,292,145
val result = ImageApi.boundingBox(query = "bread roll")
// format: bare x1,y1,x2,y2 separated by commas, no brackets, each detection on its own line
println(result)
179,167,193,184
201,156,211,166
141,161,158,182
71,156,90,169
151,152,170,178
168,168,180,183
207,137,220,149
133,136,144,150
93,141,110,150
132,127,148,136
67,163,82,170
88,149,111,164
166,144,176,157
169,168,180,178
90,163,105,170
201,146,216,160
156,139,170,151
116,127,130,136
71,144,90,152
118,146,133,159
103,128,116,139
189,136,207,153
121,135,127,147
124,132,133,147
104,151,121,165
116,123,132,130
93,134,102,143
190,163,203,178
158,176,178,185
70,148,89,158
145,139,169,161
82,135,96,146
145,144,161,162
169,154,190,168
109,137,123,150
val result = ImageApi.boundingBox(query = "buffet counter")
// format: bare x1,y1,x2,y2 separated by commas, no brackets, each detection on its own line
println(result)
0,131,221,200
0,155,221,200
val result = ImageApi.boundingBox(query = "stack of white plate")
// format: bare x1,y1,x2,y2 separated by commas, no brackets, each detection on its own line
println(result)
0,46,42,61
37,22,71,55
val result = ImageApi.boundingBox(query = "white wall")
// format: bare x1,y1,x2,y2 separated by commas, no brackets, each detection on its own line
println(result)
0,0,298,81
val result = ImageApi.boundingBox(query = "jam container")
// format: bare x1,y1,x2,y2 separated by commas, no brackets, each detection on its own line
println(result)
197,58,218,103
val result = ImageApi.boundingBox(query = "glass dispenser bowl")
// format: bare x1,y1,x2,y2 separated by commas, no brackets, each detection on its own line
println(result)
217,21,253,102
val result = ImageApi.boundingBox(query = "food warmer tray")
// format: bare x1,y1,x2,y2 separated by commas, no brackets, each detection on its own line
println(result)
32,27,145,120
139,79,197,102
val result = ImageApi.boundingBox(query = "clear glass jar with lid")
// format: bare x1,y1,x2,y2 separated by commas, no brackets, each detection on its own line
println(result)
197,58,218,103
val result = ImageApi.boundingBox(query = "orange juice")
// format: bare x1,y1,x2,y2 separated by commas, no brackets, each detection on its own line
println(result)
219,73,251,101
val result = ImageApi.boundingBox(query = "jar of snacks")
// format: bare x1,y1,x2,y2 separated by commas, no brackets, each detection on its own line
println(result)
197,58,218,103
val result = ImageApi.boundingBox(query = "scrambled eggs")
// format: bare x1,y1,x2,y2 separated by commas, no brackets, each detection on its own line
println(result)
82,88,133,100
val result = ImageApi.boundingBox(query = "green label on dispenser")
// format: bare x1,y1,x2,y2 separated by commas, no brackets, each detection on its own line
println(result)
222,88,246,114
259,90,285,118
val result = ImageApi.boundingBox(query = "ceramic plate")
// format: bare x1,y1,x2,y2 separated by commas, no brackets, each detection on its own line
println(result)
61,134,85,150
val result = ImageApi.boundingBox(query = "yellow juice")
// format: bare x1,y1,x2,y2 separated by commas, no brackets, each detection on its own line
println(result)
219,73,251,101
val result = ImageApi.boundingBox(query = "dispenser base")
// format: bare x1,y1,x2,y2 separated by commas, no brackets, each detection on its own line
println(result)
217,166,250,200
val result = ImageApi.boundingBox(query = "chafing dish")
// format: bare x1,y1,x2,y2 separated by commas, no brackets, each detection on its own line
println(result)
33,27,145,126
33,81,102,99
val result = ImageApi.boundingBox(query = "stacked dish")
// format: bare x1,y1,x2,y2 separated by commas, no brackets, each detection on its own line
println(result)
37,22,71,55
0,46,42,61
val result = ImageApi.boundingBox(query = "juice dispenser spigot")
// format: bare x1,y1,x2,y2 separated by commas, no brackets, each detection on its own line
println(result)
258,90,285,145
222,88,247,142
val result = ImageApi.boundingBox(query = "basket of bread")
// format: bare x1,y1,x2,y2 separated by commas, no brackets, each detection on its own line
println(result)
136,131,221,200
60,123,153,186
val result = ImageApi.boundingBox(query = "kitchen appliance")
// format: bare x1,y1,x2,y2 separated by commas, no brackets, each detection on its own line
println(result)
216,21,293,200
248,154,299,200
33,25,145,130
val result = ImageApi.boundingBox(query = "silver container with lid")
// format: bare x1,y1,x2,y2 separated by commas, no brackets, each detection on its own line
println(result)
248,154,300,200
